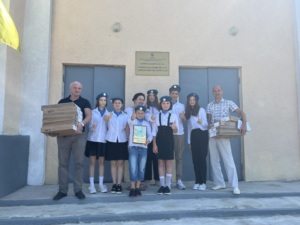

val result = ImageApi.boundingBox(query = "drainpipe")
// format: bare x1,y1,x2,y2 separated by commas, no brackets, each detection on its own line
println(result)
294,0,300,144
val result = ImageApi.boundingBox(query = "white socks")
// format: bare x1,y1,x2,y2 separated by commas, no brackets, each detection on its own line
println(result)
160,174,172,187
90,177,104,186
99,176,104,186
159,176,165,187
166,174,172,187
89,177,94,187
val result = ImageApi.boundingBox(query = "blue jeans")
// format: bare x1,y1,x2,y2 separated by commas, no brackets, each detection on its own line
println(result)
128,146,148,181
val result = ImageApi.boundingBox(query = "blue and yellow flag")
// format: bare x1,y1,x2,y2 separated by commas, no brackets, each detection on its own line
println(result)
0,0,20,51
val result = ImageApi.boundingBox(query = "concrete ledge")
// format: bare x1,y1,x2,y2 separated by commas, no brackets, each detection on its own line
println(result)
0,135,30,198
1,208,300,225
1,191,300,207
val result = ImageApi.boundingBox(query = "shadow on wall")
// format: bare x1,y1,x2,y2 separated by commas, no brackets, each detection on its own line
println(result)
0,135,30,198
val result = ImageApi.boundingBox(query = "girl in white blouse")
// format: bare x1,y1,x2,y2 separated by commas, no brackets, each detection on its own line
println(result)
152,96,178,195
104,97,129,194
185,93,209,191
85,93,109,194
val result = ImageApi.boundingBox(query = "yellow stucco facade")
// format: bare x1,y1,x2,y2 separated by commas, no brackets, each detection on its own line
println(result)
1,0,300,185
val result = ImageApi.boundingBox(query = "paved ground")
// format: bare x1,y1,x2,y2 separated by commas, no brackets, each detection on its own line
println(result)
0,180,300,225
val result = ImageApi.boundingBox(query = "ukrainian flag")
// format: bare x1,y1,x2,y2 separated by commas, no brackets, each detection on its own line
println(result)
0,0,20,51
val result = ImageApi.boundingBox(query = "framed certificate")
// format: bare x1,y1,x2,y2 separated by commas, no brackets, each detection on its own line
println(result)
133,125,147,144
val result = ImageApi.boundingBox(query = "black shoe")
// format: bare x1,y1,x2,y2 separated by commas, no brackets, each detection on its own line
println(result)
116,184,122,194
111,184,117,194
129,188,136,197
75,191,85,199
164,186,171,195
53,191,67,200
157,186,164,195
135,188,142,197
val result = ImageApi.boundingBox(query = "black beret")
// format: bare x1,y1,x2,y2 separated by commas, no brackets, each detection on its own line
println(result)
169,84,181,92
159,96,172,102
111,97,124,104
96,92,108,100
134,105,146,112
147,89,158,95
187,92,199,101
132,92,145,101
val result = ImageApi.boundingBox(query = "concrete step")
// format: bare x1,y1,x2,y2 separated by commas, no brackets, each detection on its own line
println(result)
1,181,300,225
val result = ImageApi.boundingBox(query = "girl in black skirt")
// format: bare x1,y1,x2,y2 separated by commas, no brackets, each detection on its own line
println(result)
152,96,178,195
104,97,129,194
85,92,109,194
185,93,209,191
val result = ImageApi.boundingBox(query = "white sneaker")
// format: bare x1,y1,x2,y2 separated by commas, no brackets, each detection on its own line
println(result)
199,183,206,191
99,184,108,193
193,184,200,190
89,186,97,194
177,180,186,190
211,185,226,190
233,188,240,195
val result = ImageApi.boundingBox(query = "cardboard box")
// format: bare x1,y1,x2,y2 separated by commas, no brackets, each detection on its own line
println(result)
41,103,82,137
41,123,77,133
209,116,242,138
42,115,79,123
41,102,78,110
221,116,240,122
41,102,82,115
211,121,237,128
43,112,82,122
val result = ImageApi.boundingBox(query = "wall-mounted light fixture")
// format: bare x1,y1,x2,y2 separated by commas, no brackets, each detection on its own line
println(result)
229,26,238,36
112,22,121,32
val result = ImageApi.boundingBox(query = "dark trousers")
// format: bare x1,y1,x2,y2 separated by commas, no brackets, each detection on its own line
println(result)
191,129,209,184
144,141,159,181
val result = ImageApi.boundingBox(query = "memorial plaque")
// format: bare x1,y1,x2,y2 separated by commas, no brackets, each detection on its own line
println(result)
135,51,169,76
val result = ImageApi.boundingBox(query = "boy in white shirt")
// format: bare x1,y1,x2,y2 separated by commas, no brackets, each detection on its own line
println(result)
169,85,186,190
128,105,152,197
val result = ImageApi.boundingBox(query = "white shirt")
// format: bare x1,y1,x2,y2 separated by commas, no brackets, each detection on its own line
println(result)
128,118,152,148
87,108,109,142
145,106,160,123
152,111,178,137
171,101,185,135
145,106,159,133
105,111,129,143
125,107,134,117
187,108,208,144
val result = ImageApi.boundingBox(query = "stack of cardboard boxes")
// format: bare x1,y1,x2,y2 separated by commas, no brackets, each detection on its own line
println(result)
209,116,242,138
41,102,82,136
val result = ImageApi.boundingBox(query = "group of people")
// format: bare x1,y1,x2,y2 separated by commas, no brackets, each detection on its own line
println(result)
52,81,247,201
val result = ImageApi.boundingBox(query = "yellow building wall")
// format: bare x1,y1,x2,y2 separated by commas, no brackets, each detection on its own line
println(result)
1,0,25,134
46,0,300,183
